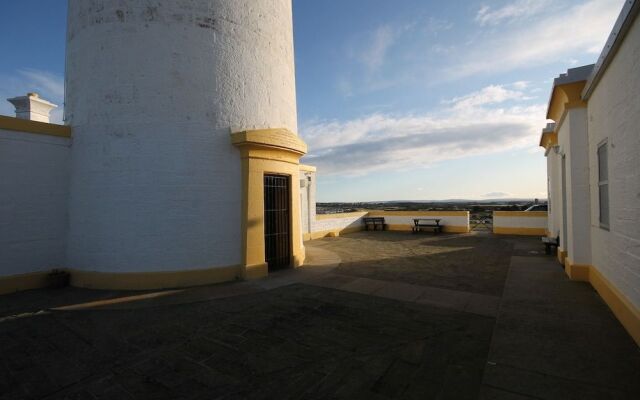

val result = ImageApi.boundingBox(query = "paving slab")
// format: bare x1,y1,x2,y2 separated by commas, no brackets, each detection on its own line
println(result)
482,252,640,398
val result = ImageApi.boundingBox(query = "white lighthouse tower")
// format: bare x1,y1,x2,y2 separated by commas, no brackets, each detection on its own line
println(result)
65,0,307,289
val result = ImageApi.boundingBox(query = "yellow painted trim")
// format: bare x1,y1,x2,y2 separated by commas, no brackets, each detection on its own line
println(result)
564,258,590,282
0,115,71,138
299,164,317,172
232,129,307,277
539,131,558,150
231,128,307,155
70,265,241,290
560,263,640,346
0,270,51,295
494,211,548,218
0,264,241,294
546,81,588,122
557,249,568,265
493,227,547,236
367,210,469,217
316,211,368,220
589,267,640,346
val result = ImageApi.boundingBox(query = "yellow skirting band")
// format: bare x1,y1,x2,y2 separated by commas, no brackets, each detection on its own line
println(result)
0,271,51,295
70,265,241,290
589,267,640,346
564,258,590,282
493,227,546,236
562,262,640,346
0,265,241,294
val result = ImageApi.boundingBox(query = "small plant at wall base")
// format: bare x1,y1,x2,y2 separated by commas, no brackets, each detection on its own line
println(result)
47,269,70,289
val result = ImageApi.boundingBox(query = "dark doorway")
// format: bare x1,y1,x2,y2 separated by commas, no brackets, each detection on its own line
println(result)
264,174,291,270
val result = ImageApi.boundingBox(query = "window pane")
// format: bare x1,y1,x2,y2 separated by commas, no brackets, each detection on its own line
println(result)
598,143,608,182
599,183,609,227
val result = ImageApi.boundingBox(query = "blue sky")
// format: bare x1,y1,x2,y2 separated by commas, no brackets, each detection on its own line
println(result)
0,0,624,201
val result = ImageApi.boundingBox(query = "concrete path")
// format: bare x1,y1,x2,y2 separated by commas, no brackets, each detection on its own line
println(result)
481,254,640,399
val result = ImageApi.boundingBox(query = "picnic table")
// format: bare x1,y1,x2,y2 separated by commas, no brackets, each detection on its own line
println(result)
412,218,442,234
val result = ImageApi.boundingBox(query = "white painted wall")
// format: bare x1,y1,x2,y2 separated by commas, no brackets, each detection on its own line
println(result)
556,108,592,264
65,0,297,273
313,212,368,234
0,129,70,276
299,169,316,234
546,150,563,239
307,212,469,237
557,117,570,252
493,213,548,229
587,15,640,309
565,108,592,265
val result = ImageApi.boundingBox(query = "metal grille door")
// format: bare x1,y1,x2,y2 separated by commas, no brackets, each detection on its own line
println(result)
264,174,291,270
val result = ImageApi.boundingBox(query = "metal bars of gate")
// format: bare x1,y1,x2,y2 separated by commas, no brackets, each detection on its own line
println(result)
263,175,291,270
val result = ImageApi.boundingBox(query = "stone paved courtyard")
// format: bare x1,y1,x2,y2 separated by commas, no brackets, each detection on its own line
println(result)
1,232,639,399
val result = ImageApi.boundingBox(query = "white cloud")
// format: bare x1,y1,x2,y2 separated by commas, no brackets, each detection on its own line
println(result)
444,85,526,109
426,17,453,34
0,69,64,124
512,81,529,90
475,0,551,26
300,84,546,176
448,0,622,79
19,69,64,98
359,25,397,73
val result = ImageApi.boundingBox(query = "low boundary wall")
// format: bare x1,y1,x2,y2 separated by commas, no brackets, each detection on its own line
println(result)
493,211,547,236
304,211,368,241
305,210,470,240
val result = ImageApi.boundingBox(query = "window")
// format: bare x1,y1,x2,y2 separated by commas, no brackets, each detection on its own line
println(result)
597,141,609,229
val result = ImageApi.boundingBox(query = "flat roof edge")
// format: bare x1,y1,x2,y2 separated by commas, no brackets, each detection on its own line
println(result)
583,0,640,100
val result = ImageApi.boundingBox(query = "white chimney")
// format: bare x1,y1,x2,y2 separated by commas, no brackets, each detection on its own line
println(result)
7,92,57,123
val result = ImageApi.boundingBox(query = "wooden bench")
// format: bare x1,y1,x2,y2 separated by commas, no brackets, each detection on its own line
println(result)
363,217,386,231
412,218,442,234
542,235,560,255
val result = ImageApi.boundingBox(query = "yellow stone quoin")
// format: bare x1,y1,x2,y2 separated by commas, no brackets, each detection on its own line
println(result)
231,129,308,279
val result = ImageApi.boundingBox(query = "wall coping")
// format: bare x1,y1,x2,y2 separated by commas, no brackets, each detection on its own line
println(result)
316,211,368,220
0,115,71,138
367,210,469,217
494,211,548,218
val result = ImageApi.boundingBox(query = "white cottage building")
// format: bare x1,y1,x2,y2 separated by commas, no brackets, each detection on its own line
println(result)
540,0,640,344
